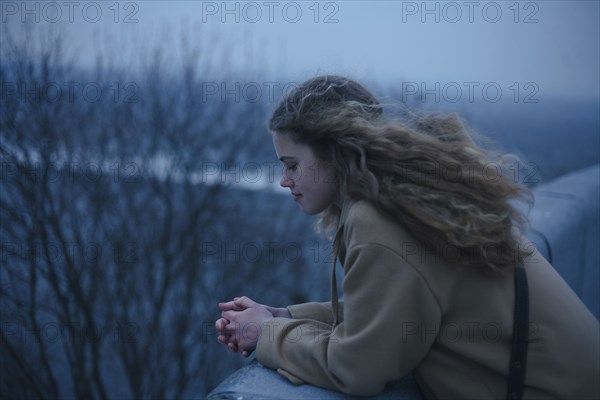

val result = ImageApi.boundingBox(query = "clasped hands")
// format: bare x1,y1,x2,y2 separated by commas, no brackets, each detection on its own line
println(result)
215,296,291,357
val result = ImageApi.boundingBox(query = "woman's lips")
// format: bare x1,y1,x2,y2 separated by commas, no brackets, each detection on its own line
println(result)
292,193,302,202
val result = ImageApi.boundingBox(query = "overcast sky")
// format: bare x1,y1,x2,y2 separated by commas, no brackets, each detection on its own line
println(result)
2,1,599,100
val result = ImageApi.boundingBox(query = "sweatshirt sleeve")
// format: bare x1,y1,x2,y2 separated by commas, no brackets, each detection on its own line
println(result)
287,301,344,325
256,241,442,396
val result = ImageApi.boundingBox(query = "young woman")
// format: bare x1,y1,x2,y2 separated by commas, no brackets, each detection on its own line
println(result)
215,75,599,399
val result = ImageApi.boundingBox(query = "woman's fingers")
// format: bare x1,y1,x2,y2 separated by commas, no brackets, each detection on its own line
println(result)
216,317,238,334
216,318,237,348
218,301,236,311
215,317,228,331
233,296,258,309
219,300,246,312
217,334,230,344
217,297,268,357
221,310,234,321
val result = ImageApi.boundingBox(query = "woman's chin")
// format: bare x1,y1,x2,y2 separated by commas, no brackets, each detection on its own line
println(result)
300,204,326,216
297,203,314,215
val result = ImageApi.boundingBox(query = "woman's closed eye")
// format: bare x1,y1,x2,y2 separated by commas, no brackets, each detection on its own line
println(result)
285,164,298,173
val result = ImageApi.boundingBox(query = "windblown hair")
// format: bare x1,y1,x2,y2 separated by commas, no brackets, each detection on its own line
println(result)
269,75,534,274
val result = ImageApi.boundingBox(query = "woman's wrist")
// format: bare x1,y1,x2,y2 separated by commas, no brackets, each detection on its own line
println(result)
279,307,292,318
268,306,292,318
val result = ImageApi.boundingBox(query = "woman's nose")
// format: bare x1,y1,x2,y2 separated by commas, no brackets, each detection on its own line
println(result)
280,173,293,188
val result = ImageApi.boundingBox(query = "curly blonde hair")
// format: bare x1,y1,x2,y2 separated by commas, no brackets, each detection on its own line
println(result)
269,75,534,274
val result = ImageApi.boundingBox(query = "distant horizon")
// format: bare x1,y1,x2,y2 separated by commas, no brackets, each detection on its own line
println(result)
3,56,599,112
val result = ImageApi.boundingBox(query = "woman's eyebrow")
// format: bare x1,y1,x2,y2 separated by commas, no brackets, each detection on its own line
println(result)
279,156,296,162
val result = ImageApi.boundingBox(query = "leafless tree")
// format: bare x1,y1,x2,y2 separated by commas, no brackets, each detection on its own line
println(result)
0,26,330,399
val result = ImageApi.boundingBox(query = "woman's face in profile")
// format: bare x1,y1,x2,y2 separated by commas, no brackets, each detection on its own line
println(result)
273,133,338,215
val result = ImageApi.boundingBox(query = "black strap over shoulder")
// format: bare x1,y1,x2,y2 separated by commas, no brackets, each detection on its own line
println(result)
507,263,529,400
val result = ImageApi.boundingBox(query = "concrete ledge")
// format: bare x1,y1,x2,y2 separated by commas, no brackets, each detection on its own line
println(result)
206,361,423,400
525,164,599,318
